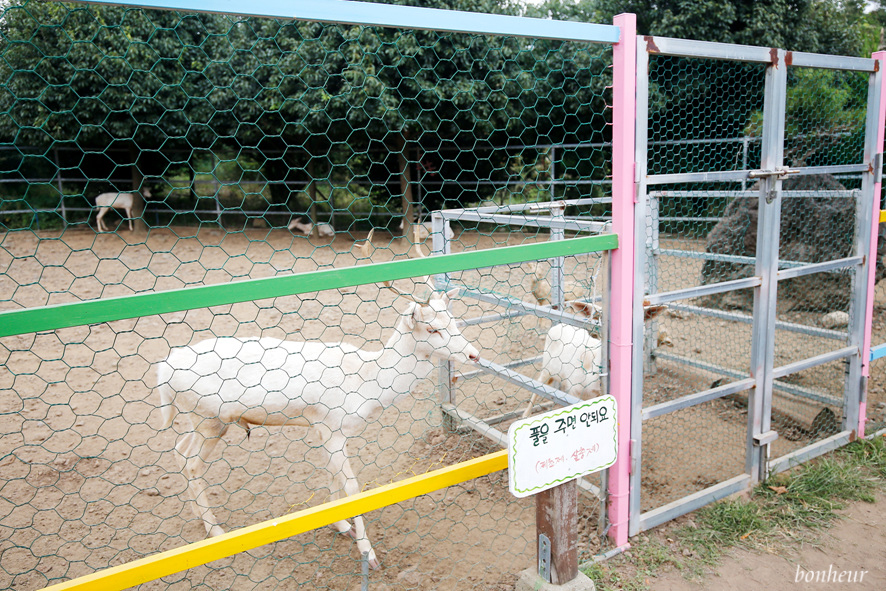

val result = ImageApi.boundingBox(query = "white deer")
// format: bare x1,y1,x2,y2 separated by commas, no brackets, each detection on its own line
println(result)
288,217,334,237
529,261,587,308
398,219,454,241
156,288,479,569
522,300,666,418
94,188,151,232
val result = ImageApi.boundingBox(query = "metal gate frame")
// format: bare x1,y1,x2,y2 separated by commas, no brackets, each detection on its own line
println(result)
629,37,886,534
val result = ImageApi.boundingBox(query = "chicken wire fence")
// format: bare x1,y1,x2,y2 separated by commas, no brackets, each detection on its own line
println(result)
0,1,622,589
632,39,885,530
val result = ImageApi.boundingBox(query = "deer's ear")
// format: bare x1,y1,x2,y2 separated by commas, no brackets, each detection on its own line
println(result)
402,303,418,329
644,305,667,321
570,301,599,319
441,288,459,306
412,302,434,325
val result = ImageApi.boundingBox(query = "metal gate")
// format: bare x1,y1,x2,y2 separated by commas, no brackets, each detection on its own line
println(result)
630,37,884,533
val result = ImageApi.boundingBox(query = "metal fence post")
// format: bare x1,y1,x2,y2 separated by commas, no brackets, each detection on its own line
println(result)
53,147,66,224
434,211,457,431
628,32,649,537
551,201,566,309
609,12,637,548
746,49,787,484
852,50,886,438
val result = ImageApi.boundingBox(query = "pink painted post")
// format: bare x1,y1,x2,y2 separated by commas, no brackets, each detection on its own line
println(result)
860,51,886,438
608,12,637,547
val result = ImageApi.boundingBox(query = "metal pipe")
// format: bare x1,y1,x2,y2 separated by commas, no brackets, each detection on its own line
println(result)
440,198,612,217
770,346,856,380
642,377,756,420
440,212,608,233
775,256,862,279
455,355,541,382
659,248,860,274
768,431,853,475
458,289,601,331
643,276,762,305
638,475,752,533
654,351,844,407
472,358,584,408
665,302,848,342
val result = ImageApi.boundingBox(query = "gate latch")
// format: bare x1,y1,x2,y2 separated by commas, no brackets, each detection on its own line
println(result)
754,430,779,446
748,167,800,180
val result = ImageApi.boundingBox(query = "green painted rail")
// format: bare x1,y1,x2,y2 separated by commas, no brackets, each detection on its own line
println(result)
0,233,617,338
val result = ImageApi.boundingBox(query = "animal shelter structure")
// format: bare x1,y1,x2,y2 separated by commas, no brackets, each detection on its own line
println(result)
1,1,885,590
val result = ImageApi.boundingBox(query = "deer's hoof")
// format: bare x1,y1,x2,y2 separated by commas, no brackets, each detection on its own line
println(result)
331,524,356,538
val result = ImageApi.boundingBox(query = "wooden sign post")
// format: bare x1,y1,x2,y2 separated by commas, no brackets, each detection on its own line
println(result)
509,396,617,586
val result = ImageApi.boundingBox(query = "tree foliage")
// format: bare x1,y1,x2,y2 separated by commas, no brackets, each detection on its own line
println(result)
0,0,881,215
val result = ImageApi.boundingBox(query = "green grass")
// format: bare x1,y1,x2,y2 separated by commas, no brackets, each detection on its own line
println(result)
582,436,886,591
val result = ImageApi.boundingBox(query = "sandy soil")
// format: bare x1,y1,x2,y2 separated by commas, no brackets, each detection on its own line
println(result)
0,226,884,590
0,227,606,591
650,491,886,590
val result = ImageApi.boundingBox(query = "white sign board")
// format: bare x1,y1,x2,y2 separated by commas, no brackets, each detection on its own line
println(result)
507,395,618,498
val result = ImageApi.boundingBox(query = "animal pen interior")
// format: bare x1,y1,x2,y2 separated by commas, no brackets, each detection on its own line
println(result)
1,1,886,590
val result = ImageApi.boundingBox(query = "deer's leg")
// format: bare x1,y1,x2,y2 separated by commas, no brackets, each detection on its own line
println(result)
96,208,107,232
125,206,133,231
320,429,379,569
314,426,355,537
523,370,553,418
176,421,227,538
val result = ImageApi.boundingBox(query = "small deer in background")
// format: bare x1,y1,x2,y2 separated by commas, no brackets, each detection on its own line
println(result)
288,217,334,237
95,188,151,232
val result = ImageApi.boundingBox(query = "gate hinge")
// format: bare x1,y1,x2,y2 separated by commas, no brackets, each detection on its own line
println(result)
629,438,637,475
872,153,883,185
538,533,552,582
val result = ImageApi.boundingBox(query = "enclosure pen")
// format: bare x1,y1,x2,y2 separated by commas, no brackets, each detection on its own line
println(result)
3,0,886,589
0,0,630,588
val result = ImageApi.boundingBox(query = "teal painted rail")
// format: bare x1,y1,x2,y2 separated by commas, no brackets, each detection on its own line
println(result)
0,233,617,338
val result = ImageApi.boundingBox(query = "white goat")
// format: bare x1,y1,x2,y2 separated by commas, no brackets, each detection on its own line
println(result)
399,219,454,241
522,301,666,418
94,188,151,232
288,217,334,237
156,289,479,569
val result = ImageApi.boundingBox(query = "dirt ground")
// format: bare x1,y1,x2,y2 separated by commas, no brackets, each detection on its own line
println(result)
1,225,885,590
0,226,602,591
649,491,886,590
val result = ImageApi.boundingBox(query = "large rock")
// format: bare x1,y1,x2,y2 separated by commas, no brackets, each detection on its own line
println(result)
700,174,886,312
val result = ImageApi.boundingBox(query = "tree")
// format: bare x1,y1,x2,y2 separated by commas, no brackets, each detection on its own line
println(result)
587,0,867,56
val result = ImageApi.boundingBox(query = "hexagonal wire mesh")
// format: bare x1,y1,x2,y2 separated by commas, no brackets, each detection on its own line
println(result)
0,2,619,589
638,53,768,511
636,44,882,517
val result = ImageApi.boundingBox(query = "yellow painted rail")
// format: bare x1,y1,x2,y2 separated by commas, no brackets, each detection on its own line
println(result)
40,450,508,591
880,209,886,224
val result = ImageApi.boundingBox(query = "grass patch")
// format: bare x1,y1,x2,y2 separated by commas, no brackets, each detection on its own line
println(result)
582,436,886,590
